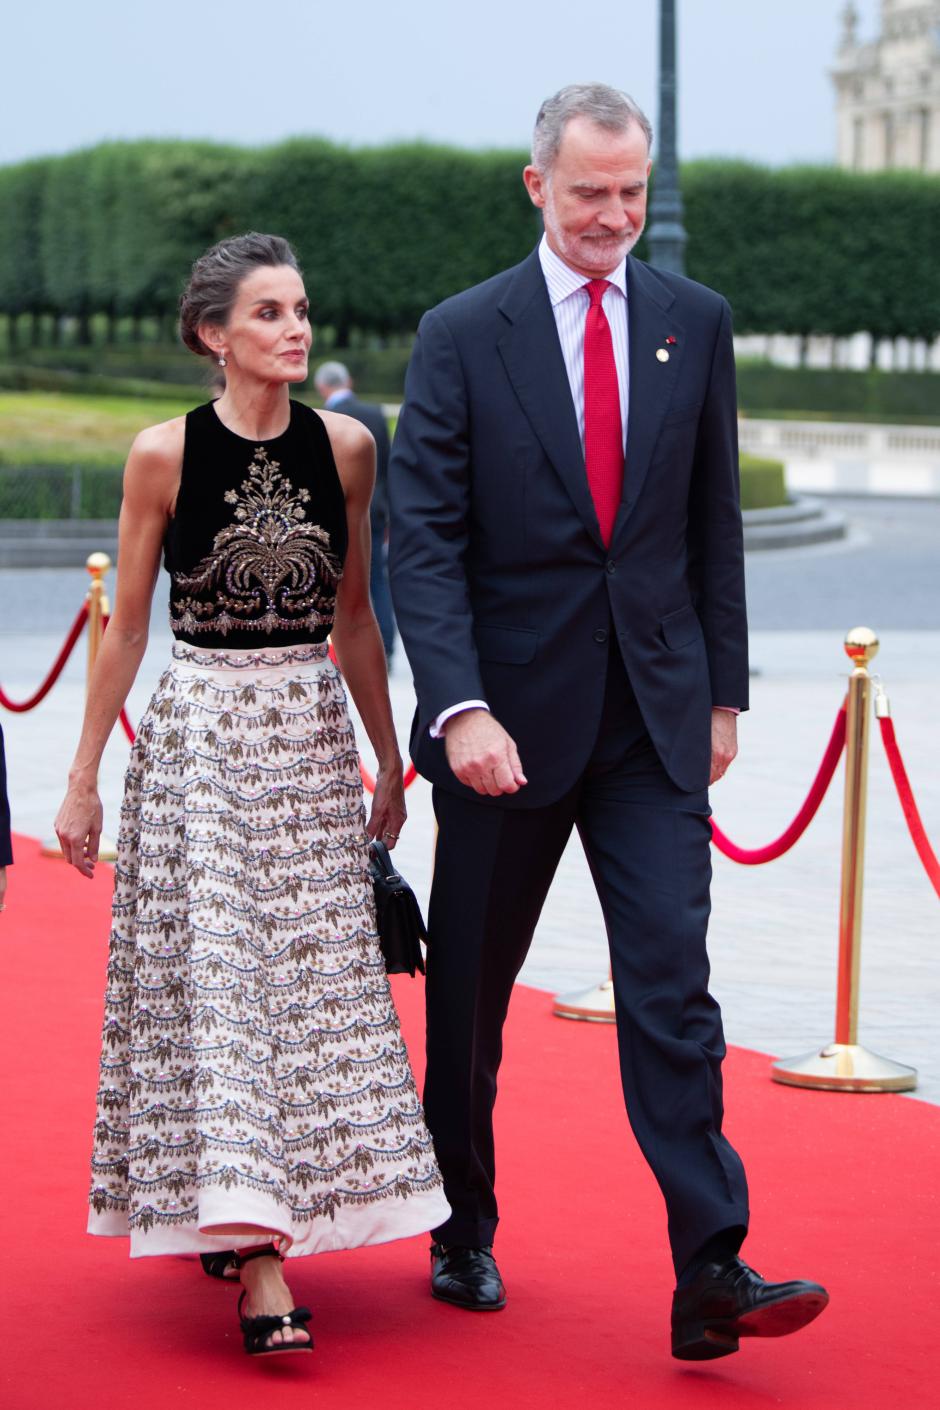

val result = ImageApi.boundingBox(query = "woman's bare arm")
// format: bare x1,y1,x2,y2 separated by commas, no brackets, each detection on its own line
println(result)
55,418,184,875
323,410,405,846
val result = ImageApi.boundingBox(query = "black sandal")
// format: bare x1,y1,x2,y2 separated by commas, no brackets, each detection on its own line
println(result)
199,1251,239,1282
233,1243,314,1357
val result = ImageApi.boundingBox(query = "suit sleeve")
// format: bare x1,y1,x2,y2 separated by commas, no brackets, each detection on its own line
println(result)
0,723,13,867
388,309,487,735
687,298,749,711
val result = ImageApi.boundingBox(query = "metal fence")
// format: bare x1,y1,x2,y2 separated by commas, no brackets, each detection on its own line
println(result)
0,464,123,519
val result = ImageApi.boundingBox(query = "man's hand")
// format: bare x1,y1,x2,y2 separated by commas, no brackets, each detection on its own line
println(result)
444,708,528,796
710,708,738,785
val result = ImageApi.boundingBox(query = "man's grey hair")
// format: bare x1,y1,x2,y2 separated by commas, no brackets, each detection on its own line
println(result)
313,360,351,390
532,83,653,174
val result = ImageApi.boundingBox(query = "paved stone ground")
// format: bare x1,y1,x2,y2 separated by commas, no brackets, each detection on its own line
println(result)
2,495,937,1104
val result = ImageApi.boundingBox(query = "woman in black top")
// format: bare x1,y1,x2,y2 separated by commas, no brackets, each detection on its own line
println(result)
55,234,448,1358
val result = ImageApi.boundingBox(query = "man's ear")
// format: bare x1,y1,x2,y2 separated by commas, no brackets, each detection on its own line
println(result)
523,165,547,210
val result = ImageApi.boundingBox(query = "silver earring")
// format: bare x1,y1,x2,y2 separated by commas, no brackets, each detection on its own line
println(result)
218,354,227,368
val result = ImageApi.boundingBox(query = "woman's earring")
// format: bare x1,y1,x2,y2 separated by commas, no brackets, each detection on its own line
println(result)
218,353,227,368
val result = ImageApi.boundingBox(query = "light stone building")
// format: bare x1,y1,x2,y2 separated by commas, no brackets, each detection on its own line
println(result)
833,1,940,171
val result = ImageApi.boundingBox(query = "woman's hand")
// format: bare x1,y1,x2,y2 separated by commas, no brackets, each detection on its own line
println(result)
55,778,104,878
0,866,7,915
366,762,406,850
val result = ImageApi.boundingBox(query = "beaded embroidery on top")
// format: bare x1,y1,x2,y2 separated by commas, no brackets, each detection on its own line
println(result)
170,447,342,638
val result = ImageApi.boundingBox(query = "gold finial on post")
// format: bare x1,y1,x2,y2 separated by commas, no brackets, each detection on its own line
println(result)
843,625,878,668
85,552,111,697
772,628,916,1092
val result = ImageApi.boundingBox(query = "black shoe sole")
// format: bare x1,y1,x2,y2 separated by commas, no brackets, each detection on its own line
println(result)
672,1289,829,1360
431,1287,507,1312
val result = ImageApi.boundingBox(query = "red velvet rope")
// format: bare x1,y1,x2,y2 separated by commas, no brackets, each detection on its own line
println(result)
0,603,89,712
360,759,419,795
877,715,940,900
118,706,136,745
325,640,419,794
711,705,847,864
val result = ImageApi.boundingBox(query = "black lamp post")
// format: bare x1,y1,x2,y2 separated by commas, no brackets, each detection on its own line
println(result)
647,0,687,274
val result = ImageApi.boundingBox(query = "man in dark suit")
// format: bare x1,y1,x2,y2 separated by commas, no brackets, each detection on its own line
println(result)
389,84,827,1359
314,361,396,661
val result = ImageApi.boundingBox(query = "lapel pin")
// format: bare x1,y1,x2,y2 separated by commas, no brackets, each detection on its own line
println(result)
656,348,670,362
666,335,677,345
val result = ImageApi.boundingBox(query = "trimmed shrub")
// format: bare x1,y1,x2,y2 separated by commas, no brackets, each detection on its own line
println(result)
739,454,786,509
737,362,940,421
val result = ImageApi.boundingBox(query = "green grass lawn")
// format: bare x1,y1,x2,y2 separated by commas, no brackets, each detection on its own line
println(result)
0,391,781,516
0,391,193,467
0,389,394,470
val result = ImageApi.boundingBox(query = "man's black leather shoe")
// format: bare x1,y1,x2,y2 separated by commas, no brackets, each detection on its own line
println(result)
671,1257,828,1360
430,1242,507,1311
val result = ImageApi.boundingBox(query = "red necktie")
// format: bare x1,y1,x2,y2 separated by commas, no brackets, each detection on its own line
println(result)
583,279,624,546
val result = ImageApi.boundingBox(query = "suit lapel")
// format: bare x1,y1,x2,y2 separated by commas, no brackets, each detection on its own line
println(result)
497,251,604,548
611,258,682,544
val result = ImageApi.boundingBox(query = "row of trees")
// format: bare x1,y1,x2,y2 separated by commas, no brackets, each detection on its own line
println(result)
1,139,938,345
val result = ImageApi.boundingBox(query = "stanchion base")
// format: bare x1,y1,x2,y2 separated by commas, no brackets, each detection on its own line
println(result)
771,1043,917,1093
552,978,616,1023
40,836,119,863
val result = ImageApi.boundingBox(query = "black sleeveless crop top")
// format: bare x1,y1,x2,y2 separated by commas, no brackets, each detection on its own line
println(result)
164,401,348,648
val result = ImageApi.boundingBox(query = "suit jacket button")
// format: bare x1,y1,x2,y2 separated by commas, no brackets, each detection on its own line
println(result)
593,628,608,644
606,561,617,574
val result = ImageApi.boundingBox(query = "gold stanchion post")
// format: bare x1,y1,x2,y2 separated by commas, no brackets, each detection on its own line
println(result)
772,628,917,1092
85,551,111,695
553,970,616,1022
42,552,119,862
85,552,119,862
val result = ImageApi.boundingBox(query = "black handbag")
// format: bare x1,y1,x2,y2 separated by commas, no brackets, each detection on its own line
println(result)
368,839,427,976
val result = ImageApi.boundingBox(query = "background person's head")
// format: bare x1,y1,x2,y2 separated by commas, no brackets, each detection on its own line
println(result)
179,232,311,388
313,361,353,401
523,83,653,280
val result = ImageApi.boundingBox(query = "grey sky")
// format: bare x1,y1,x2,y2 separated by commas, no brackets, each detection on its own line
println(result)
2,1,876,168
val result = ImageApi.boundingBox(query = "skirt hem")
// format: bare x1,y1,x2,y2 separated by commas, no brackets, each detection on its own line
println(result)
88,1188,452,1259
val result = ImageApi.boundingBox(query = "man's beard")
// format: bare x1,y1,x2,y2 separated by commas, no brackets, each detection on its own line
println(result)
543,201,642,272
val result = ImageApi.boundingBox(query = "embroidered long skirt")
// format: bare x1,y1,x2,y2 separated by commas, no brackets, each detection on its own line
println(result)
87,641,449,1257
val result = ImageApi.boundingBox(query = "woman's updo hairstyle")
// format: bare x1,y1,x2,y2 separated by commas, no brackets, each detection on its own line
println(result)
179,232,301,357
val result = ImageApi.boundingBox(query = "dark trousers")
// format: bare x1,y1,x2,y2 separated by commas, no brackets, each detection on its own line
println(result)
424,650,749,1275
369,508,396,660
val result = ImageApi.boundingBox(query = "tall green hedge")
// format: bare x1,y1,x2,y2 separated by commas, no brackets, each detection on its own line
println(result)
0,141,937,343
0,160,47,336
681,162,940,342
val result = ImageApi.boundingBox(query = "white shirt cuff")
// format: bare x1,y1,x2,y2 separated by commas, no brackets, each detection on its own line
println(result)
429,700,490,738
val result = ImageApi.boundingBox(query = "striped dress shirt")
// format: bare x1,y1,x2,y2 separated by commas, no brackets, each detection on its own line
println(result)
537,234,629,452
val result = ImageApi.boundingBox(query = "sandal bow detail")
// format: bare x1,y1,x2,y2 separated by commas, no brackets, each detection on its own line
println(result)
229,1242,313,1357
237,1291,314,1356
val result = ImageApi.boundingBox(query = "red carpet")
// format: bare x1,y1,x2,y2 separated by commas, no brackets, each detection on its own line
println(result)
1,833,937,1410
